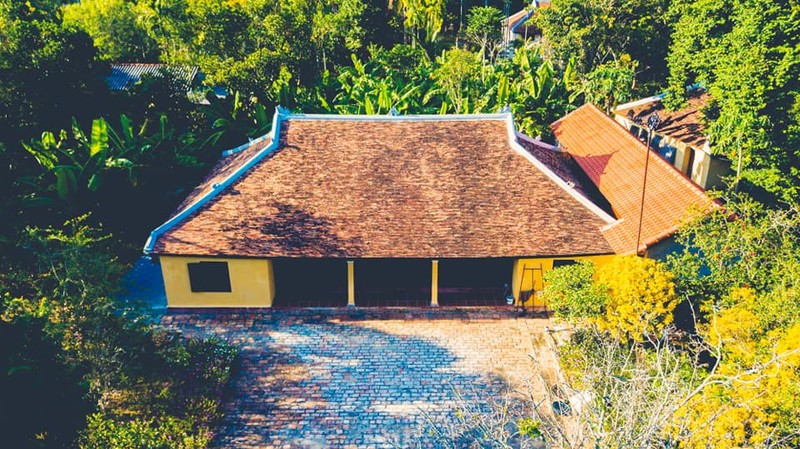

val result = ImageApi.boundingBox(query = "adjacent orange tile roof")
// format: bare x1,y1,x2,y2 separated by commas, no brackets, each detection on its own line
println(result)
616,91,711,148
552,104,716,254
149,113,615,258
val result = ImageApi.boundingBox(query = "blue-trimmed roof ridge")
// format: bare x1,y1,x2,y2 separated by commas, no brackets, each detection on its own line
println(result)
143,106,290,253
286,110,513,121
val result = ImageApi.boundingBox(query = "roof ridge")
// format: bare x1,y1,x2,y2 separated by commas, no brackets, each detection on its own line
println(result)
143,107,288,253
506,118,617,225
515,132,559,152
287,112,513,121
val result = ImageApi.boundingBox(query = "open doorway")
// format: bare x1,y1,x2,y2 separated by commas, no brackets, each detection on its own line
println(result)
438,259,513,306
272,259,347,307
354,259,430,307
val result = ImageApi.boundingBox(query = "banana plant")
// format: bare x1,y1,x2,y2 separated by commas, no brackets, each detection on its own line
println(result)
206,91,271,145
23,118,119,202
20,114,195,205
335,54,432,115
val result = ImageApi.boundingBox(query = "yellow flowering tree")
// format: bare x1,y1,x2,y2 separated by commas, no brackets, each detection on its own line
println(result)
595,255,679,342
670,287,800,448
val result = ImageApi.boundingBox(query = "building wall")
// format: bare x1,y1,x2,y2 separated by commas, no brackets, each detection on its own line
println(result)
158,255,620,308
160,256,275,307
644,236,682,261
511,254,616,307
614,115,730,190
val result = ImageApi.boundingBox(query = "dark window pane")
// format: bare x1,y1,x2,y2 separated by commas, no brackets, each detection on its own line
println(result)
552,259,577,268
188,261,232,292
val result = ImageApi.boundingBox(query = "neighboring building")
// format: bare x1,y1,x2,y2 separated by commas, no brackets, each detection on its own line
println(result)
145,108,619,308
106,63,199,92
614,90,731,190
106,63,227,103
551,103,718,256
501,0,550,57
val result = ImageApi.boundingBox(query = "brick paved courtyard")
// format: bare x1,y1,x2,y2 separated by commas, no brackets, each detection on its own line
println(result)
160,308,561,448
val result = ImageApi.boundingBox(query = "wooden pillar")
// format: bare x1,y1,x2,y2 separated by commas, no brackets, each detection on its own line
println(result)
431,259,439,307
347,260,355,307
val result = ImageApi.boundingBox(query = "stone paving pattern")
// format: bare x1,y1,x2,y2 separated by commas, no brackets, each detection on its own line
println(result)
160,308,554,448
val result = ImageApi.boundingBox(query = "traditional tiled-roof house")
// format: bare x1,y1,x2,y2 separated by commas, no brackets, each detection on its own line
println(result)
614,90,731,190
145,109,619,308
146,106,717,308
503,0,550,42
552,103,718,257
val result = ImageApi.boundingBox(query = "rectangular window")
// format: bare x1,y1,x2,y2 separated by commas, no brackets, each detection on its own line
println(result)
188,261,232,292
552,259,577,269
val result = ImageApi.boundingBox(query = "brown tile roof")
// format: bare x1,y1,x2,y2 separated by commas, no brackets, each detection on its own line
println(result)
168,136,272,219
149,113,616,258
515,133,614,216
616,90,711,148
551,104,716,254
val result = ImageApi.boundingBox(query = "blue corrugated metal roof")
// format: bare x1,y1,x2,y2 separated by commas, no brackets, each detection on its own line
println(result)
106,63,199,91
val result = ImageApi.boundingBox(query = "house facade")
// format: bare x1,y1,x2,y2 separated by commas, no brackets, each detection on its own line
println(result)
145,108,619,308
614,90,731,190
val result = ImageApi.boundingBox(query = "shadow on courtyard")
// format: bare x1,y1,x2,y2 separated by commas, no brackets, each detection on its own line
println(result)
162,312,522,449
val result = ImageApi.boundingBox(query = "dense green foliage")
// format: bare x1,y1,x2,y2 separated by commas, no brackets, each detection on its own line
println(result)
666,0,800,202
1,0,799,445
534,0,671,98
543,261,607,320
1,218,237,447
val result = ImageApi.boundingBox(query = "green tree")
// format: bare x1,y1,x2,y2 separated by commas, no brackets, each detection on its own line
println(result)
464,6,505,66
666,0,800,203
571,55,637,112
667,193,800,315
543,261,608,321
432,48,482,113
393,0,444,44
534,0,671,90
0,2,110,144
62,0,158,61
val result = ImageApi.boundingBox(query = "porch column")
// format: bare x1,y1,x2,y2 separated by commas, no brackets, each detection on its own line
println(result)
431,259,439,307
347,260,355,307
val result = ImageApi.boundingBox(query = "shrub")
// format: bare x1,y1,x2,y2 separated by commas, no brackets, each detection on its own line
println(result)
1,219,237,448
543,261,608,321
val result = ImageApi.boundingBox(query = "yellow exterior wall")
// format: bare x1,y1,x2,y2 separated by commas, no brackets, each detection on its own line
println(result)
160,256,275,308
511,255,616,307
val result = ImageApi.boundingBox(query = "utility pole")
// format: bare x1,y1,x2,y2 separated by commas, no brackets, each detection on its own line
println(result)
504,0,511,50
635,112,661,256
460,0,464,35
